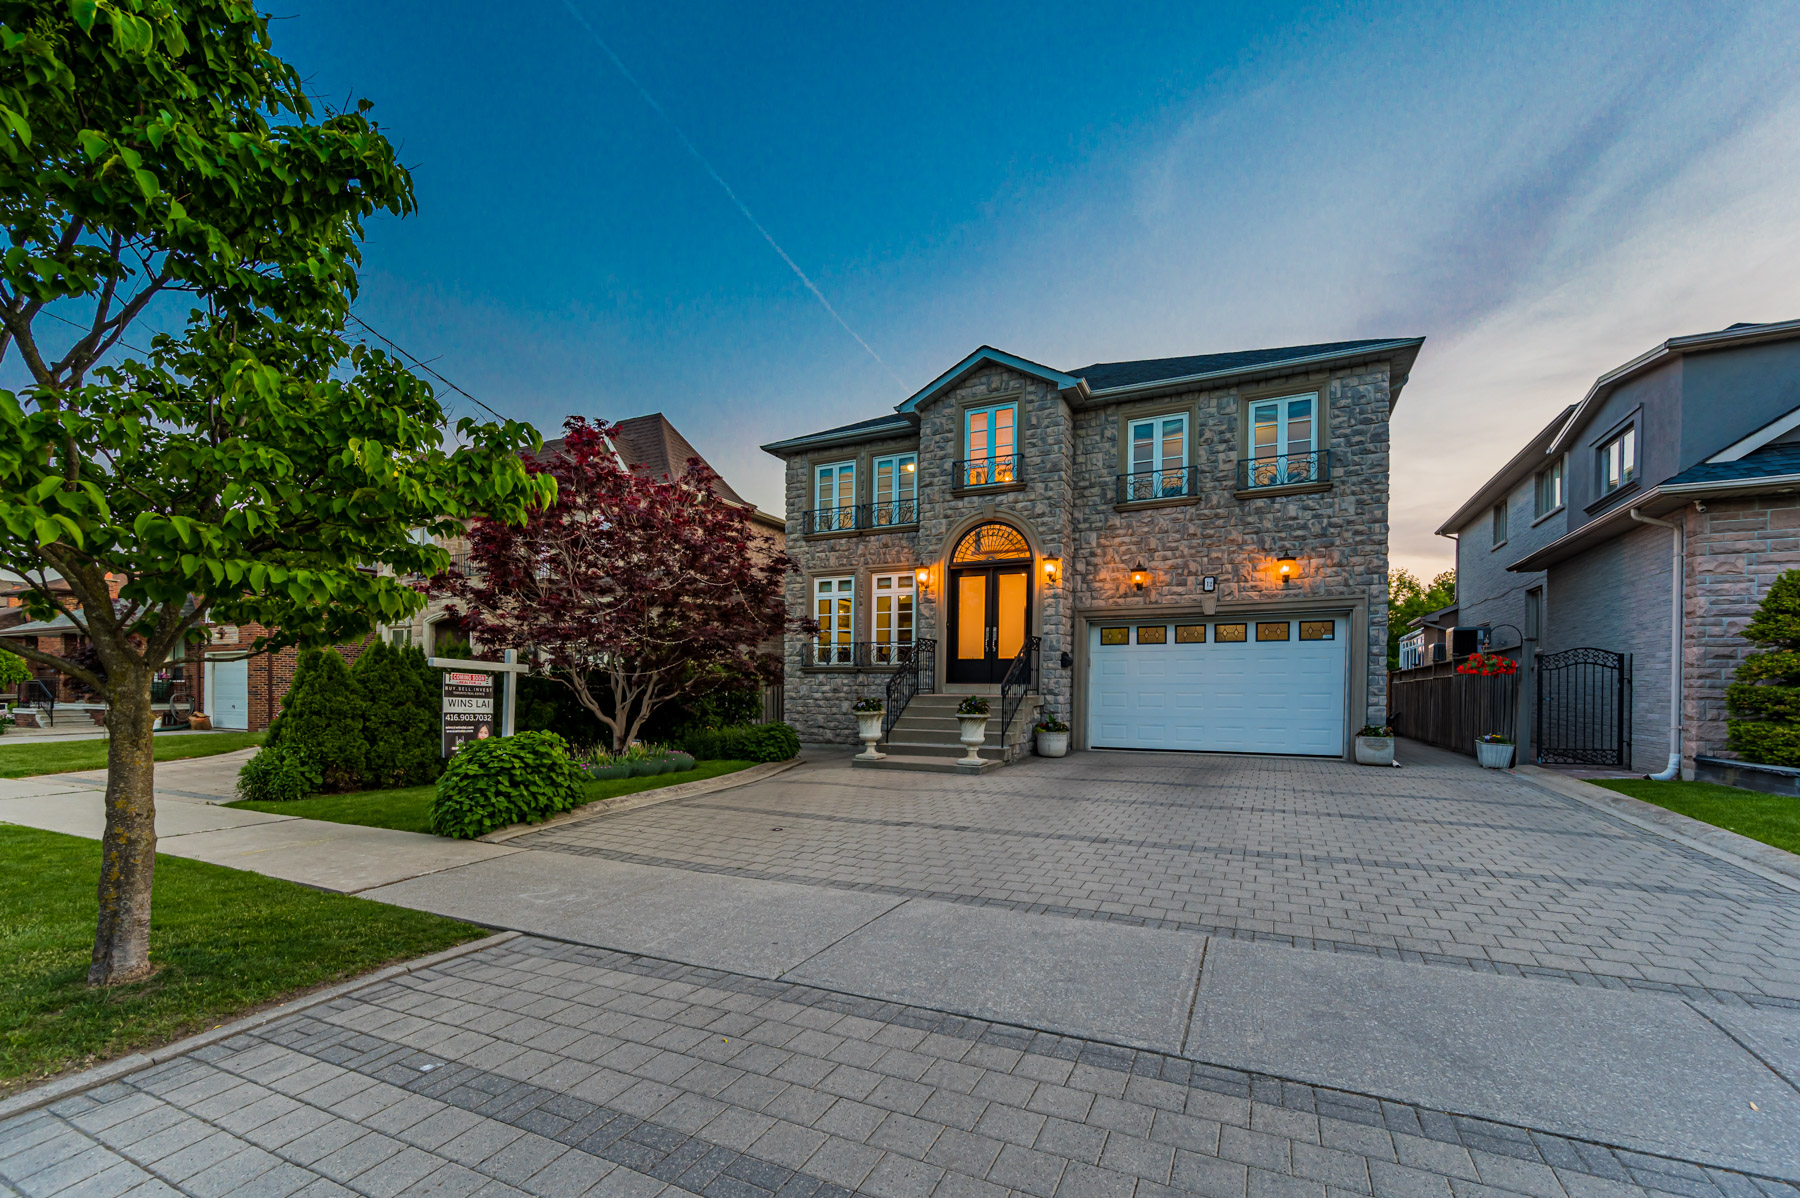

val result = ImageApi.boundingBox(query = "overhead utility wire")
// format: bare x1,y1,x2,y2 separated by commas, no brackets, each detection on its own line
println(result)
557,0,903,390
347,313,510,423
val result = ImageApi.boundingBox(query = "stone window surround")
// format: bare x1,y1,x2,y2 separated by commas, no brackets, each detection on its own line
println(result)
1067,593,1369,753
1234,375,1334,499
798,438,923,538
950,389,1029,495
799,559,921,671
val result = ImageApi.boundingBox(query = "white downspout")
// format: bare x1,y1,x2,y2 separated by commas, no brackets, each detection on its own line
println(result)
1629,506,1684,780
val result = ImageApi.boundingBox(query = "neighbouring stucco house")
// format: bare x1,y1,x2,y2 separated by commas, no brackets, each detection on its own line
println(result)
1444,317,1800,777
762,337,1423,765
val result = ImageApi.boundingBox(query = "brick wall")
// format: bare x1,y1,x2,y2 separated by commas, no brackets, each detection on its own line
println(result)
1682,496,1800,771
198,624,369,732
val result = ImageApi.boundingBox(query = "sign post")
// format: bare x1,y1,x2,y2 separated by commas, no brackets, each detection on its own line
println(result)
429,654,531,757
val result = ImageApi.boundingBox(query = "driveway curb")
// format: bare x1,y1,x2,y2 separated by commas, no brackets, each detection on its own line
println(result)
0,930,520,1122
479,758,805,843
1516,764,1800,893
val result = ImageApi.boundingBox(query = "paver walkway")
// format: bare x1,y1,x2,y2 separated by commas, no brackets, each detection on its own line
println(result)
4,935,1791,1198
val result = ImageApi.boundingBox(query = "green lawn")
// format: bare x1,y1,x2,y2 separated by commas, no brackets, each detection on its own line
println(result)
0,730,265,779
0,823,483,1095
227,759,759,834
1590,778,1800,855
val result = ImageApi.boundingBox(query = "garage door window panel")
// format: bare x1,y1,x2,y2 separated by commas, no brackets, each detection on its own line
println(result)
1299,621,1335,641
1216,623,1247,642
1257,622,1291,641
1100,627,1128,645
1176,624,1206,643
1137,625,1167,644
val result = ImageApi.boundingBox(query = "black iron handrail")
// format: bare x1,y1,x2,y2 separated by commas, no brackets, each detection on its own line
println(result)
953,454,1023,489
1000,635,1041,750
883,638,936,742
17,678,55,726
1116,467,1195,503
800,499,921,535
802,640,917,668
1238,450,1332,490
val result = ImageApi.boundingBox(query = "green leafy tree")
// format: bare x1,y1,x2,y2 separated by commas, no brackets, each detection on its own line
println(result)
1387,568,1456,670
0,3,552,984
0,650,30,689
352,638,440,789
1726,571,1800,766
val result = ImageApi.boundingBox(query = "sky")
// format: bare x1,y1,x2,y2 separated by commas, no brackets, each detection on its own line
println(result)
53,1,1800,578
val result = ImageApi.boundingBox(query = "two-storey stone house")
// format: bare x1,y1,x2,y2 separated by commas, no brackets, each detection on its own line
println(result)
762,338,1423,763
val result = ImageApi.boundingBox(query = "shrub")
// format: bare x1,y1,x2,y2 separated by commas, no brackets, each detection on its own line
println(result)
678,722,799,763
353,640,442,789
1728,570,1800,767
265,648,368,791
852,697,883,713
234,744,323,803
430,730,586,839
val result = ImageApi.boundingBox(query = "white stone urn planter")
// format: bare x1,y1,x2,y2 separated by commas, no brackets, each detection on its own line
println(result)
1353,735,1394,766
1036,728,1069,757
957,715,990,767
1476,739,1516,769
854,710,885,761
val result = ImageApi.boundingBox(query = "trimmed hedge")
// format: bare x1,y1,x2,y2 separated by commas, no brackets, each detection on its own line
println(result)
1728,570,1800,766
234,744,323,804
678,722,799,763
264,648,366,791
430,731,585,839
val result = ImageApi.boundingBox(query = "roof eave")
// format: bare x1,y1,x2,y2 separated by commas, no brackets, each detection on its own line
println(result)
759,416,917,458
1082,338,1425,404
1508,472,1800,571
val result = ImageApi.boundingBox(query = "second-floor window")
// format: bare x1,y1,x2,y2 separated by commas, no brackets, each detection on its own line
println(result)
871,572,915,663
1535,458,1564,516
873,454,917,525
963,403,1017,485
1128,415,1188,500
1491,501,1508,548
814,577,854,664
1248,393,1318,487
814,461,855,532
1599,427,1636,495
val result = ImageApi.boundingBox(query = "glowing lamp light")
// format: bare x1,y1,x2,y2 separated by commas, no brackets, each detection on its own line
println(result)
1130,563,1149,591
903,461,916,473
916,566,930,589
1043,558,1061,584
1277,553,1297,585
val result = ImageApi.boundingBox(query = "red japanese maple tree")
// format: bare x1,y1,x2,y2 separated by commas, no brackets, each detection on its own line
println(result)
437,417,792,748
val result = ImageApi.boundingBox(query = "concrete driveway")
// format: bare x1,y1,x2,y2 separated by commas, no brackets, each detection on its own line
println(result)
7,746,1800,1195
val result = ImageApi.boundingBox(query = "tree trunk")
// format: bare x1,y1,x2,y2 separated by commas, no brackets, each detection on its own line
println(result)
89,666,157,986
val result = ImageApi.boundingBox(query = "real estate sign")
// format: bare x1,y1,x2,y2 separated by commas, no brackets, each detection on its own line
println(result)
442,670,495,755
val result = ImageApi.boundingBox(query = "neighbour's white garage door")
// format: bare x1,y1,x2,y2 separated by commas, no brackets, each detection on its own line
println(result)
1088,616,1346,755
207,658,249,730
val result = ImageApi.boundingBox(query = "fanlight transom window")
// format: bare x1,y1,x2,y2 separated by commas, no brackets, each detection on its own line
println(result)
952,523,1031,563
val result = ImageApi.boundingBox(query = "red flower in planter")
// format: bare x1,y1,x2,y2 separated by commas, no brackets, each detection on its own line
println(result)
1457,652,1518,677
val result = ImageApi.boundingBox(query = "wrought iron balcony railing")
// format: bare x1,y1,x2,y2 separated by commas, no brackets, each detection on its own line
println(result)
1238,450,1332,490
954,454,1022,489
1116,467,1195,504
802,501,920,534
802,640,918,668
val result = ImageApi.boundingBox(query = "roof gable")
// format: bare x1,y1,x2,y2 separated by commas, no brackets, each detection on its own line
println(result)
896,347,1084,414
535,413,747,506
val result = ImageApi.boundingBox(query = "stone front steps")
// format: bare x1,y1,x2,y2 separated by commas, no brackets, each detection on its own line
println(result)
852,692,1041,774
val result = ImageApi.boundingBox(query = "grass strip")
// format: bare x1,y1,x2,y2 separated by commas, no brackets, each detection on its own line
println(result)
1589,778,1800,856
0,730,265,779
227,759,759,835
0,823,482,1095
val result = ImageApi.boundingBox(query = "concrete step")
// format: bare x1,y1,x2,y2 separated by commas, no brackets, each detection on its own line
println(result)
851,753,1002,774
880,740,1005,760
883,724,1007,745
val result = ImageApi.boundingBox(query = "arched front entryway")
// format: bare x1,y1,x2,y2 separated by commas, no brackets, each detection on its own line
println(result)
946,522,1032,684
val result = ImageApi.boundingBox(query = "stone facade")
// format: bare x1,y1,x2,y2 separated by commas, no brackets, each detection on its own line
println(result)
772,355,1395,751
1682,496,1800,772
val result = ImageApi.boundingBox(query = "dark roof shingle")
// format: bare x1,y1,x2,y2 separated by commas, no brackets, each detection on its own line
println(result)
1070,338,1406,391
533,413,746,505
1664,444,1800,487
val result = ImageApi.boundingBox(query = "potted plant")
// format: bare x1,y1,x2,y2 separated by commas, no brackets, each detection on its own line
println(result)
0,709,14,736
852,696,885,761
1354,724,1395,766
1035,715,1070,758
1475,733,1515,769
955,695,991,767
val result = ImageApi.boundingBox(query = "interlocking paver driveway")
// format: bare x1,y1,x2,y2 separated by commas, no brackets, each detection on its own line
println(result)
519,750,1800,1006
5,938,1786,1198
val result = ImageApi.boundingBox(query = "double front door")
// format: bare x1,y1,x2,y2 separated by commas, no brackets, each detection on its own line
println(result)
948,564,1030,684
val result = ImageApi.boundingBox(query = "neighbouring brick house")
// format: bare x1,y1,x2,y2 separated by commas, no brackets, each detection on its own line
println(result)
1445,317,1800,778
763,338,1423,765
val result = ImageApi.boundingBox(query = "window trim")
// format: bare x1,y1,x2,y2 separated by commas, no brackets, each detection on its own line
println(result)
870,570,916,653
1534,456,1565,521
1597,425,1638,497
1238,381,1330,491
812,575,855,663
1491,500,1508,550
964,401,1019,462
1124,411,1190,501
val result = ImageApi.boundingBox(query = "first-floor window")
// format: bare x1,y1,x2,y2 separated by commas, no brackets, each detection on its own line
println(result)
390,627,412,648
814,577,854,664
871,572,915,664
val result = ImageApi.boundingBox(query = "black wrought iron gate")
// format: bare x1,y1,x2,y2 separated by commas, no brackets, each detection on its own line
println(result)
1535,648,1631,766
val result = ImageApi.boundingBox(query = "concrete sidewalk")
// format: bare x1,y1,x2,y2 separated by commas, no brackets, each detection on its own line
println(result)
4,753,1799,1179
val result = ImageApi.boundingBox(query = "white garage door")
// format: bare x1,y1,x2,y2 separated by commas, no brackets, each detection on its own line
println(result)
1088,616,1347,756
207,658,249,730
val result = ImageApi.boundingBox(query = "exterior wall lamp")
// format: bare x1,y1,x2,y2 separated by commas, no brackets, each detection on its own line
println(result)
1042,557,1061,585
1277,553,1297,586
916,565,931,592
1130,563,1149,591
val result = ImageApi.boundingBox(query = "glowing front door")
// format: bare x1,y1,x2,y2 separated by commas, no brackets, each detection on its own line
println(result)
948,565,1030,683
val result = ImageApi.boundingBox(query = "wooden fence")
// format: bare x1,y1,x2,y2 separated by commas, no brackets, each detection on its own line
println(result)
1387,658,1519,756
